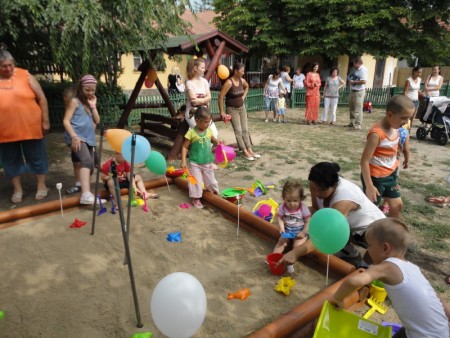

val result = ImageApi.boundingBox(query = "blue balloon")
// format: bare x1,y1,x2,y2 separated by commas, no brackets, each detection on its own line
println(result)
121,135,151,164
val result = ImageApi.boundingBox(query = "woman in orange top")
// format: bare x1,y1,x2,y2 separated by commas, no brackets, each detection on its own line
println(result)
305,62,321,125
0,50,50,204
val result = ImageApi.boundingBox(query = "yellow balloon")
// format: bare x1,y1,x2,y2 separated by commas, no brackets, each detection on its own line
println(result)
217,65,230,80
105,129,132,152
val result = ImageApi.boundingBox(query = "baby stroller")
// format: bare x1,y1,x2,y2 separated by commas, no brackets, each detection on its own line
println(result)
416,96,450,146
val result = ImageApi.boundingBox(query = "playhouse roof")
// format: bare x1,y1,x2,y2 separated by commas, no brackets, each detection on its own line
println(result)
164,29,248,55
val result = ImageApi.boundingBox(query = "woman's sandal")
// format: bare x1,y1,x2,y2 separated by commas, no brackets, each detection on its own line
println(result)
35,189,49,201
11,192,23,204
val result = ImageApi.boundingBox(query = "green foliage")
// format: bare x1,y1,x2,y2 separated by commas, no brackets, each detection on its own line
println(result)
212,0,450,63
1,0,192,86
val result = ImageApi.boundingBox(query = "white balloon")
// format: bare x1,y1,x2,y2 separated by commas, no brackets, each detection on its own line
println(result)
151,272,207,338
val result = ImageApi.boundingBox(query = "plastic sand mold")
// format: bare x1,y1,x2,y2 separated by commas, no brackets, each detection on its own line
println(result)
179,203,192,209
166,231,182,242
69,218,87,228
274,277,296,296
227,288,251,300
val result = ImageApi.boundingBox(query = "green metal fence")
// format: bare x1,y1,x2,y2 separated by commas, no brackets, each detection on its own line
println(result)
48,85,450,127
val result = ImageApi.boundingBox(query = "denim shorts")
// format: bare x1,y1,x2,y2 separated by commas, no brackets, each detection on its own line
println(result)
265,97,278,112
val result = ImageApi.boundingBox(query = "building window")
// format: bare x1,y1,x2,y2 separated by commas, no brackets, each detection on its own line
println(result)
133,53,142,71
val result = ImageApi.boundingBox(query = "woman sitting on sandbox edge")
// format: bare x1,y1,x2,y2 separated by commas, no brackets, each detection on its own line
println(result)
276,162,385,269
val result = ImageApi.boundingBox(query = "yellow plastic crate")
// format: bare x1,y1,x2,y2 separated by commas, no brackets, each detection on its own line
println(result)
313,301,392,338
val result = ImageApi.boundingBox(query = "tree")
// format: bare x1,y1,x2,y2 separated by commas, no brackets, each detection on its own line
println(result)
0,0,192,86
212,0,450,65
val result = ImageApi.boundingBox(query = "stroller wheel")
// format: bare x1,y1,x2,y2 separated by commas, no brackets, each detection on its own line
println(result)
416,127,427,140
438,131,449,146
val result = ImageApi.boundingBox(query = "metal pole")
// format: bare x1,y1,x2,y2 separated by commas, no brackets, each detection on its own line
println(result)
111,160,143,328
124,133,136,265
91,126,105,236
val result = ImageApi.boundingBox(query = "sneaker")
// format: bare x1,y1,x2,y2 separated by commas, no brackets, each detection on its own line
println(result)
192,199,204,209
273,118,277,122
353,125,362,130
265,119,268,122
287,265,295,274
66,185,81,194
80,193,107,205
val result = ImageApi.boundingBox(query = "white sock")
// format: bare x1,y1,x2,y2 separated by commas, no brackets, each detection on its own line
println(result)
75,182,81,187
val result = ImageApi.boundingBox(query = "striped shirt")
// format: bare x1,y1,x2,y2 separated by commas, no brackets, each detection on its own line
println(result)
368,123,399,178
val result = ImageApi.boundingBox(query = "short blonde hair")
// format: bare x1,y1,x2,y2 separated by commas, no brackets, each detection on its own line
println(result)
386,95,415,115
366,218,411,255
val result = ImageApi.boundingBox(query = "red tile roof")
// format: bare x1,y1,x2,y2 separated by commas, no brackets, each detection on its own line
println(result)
181,10,218,35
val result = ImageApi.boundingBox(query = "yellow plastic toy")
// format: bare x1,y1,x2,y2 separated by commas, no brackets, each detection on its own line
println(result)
252,198,279,223
274,277,296,296
363,280,388,319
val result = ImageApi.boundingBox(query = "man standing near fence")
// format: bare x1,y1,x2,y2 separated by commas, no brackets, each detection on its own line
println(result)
347,57,368,130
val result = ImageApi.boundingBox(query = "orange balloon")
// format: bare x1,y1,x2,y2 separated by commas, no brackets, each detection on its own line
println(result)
105,129,132,152
147,68,158,82
217,65,230,80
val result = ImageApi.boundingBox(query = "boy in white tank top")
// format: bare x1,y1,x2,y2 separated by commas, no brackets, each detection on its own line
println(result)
332,218,449,338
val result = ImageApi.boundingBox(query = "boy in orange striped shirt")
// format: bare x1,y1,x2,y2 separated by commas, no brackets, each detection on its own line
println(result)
360,95,415,219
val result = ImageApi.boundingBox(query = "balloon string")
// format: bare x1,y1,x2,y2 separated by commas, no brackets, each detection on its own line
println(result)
164,176,171,192
236,197,240,237
326,255,330,288
58,190,64,218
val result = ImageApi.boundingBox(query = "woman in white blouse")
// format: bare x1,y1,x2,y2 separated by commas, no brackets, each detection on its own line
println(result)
424,65,443,97
403,66,424,127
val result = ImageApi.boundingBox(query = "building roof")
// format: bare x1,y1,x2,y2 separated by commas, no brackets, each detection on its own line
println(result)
181,10,218,35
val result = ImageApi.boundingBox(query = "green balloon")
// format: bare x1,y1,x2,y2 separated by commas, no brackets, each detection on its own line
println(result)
145,151,167,175
309,208,350,255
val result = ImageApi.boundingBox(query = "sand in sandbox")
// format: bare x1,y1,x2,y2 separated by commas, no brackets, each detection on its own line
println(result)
0,185,399,337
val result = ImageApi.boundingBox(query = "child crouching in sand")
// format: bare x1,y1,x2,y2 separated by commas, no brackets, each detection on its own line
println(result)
181,106,220,209
101,152,157,207
332,218,450,338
